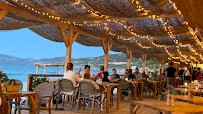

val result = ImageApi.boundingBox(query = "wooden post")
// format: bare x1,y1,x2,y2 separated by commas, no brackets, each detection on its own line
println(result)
0,9,8,20
101,39,112,71
44,66,46,74
161,59,165,74
36,64,39,74
126,47,132,69
59,26,79,71
56,66,59,75
142,53,146,72
153,57,157,72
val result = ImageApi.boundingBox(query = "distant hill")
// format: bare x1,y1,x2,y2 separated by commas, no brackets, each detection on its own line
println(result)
0,53,158,69
0,54,35,64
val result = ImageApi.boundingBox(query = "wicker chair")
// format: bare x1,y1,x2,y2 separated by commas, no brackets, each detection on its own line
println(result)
76,79,102,114
5,79,23,114
168,85,178,95
55,79,76,111
118,79,132,101
15,82,54,114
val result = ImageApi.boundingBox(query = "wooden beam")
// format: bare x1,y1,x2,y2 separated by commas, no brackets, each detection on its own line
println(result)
72,32,80,45
59,27,69,47
102,39,112,71
126,47,133,69
0,9,7,20
161,59,165,74
142,53,146,72
153,57,157,72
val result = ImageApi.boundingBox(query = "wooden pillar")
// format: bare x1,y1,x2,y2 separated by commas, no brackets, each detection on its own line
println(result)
0,9,8,20
36,64,39,74
59,26,79,71
126,47,132,69
142,53,146,72
101,39,112,71
56,66,59,75
44,66,46,74
153,57,157,72
161,59,165,74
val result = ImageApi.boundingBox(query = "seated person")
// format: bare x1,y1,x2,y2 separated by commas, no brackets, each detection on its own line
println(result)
142,71,149,79
133,67,142,79
102,72,110,82
63,63,80,87
110,69,120,79
122,69,129,79
128,69,136,81
94,66,104,79
78,65,93,79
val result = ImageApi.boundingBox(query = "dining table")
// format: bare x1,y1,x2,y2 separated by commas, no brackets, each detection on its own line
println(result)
173,95,203,105
3,91,38,114
130,100,203,114
125,80,143,101
147,80,160,99
175,87,203,96
97,82,121,113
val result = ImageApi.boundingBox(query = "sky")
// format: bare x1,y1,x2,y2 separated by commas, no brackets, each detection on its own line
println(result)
0,28,120,59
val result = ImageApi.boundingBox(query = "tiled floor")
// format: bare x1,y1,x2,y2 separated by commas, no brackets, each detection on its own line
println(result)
19,98,160,114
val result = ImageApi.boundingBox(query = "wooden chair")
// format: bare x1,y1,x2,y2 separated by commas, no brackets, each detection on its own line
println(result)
15,82,54,114
76,79,102,114
118,79,132,101
55,79,76,111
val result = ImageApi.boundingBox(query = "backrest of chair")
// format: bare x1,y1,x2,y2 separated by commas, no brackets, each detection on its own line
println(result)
168,85,177,95
34,82,54,97
79,80,96,96
160,92,167,101
118,79,129,90
5,79,23,90
59,79,75,92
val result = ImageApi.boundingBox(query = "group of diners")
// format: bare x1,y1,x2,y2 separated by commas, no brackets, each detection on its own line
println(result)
63,63,151,87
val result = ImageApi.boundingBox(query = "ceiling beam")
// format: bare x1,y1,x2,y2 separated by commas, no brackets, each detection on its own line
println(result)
0,9,8,20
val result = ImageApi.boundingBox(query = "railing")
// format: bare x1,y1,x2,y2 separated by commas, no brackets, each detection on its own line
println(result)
27,74,63,91
27,74,124,91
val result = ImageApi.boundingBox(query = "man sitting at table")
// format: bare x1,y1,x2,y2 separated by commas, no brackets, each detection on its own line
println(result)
128,69,136,81
133,67,142,79
78,65,94,79
63,63,80,87
110,69,120,79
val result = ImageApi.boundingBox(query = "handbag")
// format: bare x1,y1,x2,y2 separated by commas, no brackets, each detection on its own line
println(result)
5,79,20,94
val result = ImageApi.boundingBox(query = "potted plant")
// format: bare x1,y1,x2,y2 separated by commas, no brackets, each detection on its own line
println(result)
0,71,9,84
31,76,49,90
151,71,158,81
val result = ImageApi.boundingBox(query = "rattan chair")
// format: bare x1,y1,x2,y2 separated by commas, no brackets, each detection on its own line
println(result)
55,79,76,111
5,79,23,114
15,82,54,114
118,79,132,101
76,79,102,114
168,85,178,95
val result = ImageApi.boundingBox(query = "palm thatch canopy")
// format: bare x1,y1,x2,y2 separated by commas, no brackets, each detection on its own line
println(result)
0,0,203,64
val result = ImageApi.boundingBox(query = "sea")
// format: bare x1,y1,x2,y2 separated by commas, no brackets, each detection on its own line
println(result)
0,63,123,91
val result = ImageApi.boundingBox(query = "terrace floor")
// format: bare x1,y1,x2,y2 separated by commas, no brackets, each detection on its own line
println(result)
19,98,160,114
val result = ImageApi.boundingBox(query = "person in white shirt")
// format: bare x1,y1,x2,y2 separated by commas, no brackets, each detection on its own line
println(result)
63,63,80,87
183,65,193,81
78,65,94,80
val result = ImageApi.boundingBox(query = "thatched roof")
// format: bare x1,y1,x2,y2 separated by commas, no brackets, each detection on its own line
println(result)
0,0,202,64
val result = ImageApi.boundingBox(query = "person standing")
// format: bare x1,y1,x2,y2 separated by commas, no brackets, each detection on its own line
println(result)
165,62,176,87
183,65,193,82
